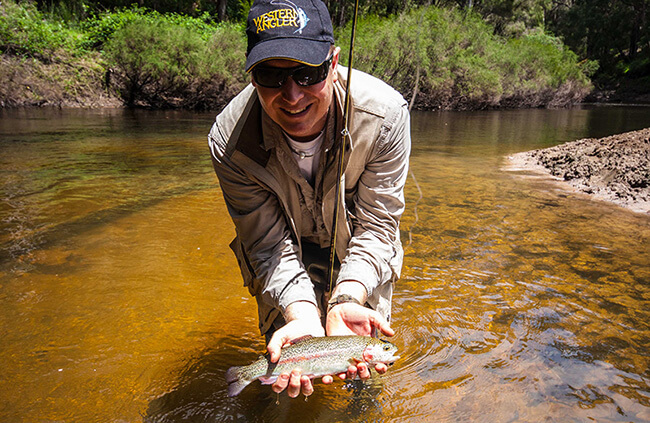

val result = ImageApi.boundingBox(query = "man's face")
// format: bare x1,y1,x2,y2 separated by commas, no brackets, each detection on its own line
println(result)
252,47,340,142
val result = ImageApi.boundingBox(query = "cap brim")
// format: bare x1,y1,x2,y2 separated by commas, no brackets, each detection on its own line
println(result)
245,38,331,72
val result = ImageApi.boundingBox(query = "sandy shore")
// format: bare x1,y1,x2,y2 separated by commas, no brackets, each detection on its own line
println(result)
506,128,650,214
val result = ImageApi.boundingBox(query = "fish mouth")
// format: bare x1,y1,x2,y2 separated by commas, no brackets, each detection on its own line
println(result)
384,355,400,365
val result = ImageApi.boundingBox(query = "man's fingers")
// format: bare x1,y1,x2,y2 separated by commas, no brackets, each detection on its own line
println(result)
267,346,280,363
272,373,290,393
300,375,313,397
374,362,388,374
322,375,334,384
379,322,395,337
346,364,357,380
267,330,296,362
357,362,371,380
287,369,302,398
370,312,394,337
267,334,286,363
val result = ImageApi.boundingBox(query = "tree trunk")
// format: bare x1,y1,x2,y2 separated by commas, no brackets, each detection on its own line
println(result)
217,0,227,22
629,0,646,59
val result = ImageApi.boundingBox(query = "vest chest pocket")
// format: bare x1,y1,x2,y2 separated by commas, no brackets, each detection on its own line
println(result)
229,236,259,296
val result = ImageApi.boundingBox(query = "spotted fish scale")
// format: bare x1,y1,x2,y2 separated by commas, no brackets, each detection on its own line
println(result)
225,335,399,397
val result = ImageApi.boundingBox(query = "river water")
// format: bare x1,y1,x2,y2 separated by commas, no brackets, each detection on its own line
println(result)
0,105,649,422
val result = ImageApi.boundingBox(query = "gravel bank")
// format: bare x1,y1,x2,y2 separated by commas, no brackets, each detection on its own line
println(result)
507,128,650,214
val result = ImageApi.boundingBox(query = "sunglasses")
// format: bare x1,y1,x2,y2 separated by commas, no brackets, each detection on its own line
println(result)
252,55,333,89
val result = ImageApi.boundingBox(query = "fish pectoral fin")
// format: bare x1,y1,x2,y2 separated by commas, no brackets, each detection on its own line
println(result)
362,345,375,362
288,335,314,345
348,358,362,366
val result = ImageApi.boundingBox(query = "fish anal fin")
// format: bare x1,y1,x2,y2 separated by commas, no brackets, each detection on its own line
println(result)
259,375,278,385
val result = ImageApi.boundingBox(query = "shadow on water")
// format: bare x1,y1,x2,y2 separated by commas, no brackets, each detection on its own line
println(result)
144,336,388,423
0,183,212,273
0,107,217,275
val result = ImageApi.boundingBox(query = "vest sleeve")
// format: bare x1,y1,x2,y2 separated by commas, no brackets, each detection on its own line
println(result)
337,102,410,298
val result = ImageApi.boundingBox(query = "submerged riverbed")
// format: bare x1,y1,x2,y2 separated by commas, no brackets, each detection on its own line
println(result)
1,106,649,422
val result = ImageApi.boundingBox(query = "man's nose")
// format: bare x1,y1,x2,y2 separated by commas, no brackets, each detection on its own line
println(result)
281,77,304,103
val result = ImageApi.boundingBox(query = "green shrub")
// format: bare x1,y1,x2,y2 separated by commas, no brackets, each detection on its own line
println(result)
1,1,593,110
81,6,221,50
498,31,591,96
0,0,84,60
103,17,246,108
338,6,591,109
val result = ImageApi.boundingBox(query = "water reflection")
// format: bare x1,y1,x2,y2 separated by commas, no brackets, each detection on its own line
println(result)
0,106,649,422
0,109,215,275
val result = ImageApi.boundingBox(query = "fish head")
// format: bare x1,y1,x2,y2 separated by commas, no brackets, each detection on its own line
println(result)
362,339,400,365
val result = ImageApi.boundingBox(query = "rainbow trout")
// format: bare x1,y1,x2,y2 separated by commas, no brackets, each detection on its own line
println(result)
225,335,399,397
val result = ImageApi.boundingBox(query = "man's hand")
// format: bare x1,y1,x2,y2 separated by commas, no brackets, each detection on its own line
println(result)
267,301,324,398
325,301,394,338
324,300,395,384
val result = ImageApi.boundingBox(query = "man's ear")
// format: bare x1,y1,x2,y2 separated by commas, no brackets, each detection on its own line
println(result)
331,46,341,83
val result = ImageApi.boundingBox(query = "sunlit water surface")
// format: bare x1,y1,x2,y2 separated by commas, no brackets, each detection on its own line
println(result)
0,106,649,422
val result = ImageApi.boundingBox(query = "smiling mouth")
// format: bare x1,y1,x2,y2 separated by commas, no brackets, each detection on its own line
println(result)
282,104,310,116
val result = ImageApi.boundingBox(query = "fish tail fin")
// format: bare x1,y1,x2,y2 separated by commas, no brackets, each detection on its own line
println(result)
225,366,242,383
225,366,250,397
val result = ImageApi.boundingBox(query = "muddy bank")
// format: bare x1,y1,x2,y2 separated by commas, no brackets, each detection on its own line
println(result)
584,77,650,105
1,52,591,111
0,55,121,108
507,128,650,214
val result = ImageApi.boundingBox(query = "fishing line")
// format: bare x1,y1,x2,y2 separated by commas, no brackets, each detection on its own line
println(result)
405,169,423,252
326,0,360,295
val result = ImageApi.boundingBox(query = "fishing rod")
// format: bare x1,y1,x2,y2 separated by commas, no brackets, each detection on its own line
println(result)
326,0,360,296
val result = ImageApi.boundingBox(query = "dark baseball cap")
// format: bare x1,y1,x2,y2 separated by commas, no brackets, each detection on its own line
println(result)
245,0,335,72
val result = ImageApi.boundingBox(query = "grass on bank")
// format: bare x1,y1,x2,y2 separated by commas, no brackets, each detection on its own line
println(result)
1,0,592,109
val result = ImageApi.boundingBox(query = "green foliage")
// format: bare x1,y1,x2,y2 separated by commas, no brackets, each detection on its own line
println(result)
1,0,596,109
474,0,551,37
340,6,590,109
80,7,221,50
103,17,246,108
33,0,251,24
38,0,91,23
0,0,84,60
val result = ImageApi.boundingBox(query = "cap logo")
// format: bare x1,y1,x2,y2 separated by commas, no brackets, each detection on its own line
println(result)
253,0,310,34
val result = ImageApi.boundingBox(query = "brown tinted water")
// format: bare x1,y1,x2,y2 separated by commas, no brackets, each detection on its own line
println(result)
0,106,649,422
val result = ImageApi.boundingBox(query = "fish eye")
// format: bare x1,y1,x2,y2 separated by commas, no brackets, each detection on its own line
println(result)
383,345,391,351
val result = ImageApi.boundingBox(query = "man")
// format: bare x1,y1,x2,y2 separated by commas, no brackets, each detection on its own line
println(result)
208,0,410,398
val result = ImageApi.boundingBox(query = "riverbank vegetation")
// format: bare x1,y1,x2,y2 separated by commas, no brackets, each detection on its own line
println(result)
342,8,591,109
1,0,647,110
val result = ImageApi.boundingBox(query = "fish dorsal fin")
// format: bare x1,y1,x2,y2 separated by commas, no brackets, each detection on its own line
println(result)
288,335,314,345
